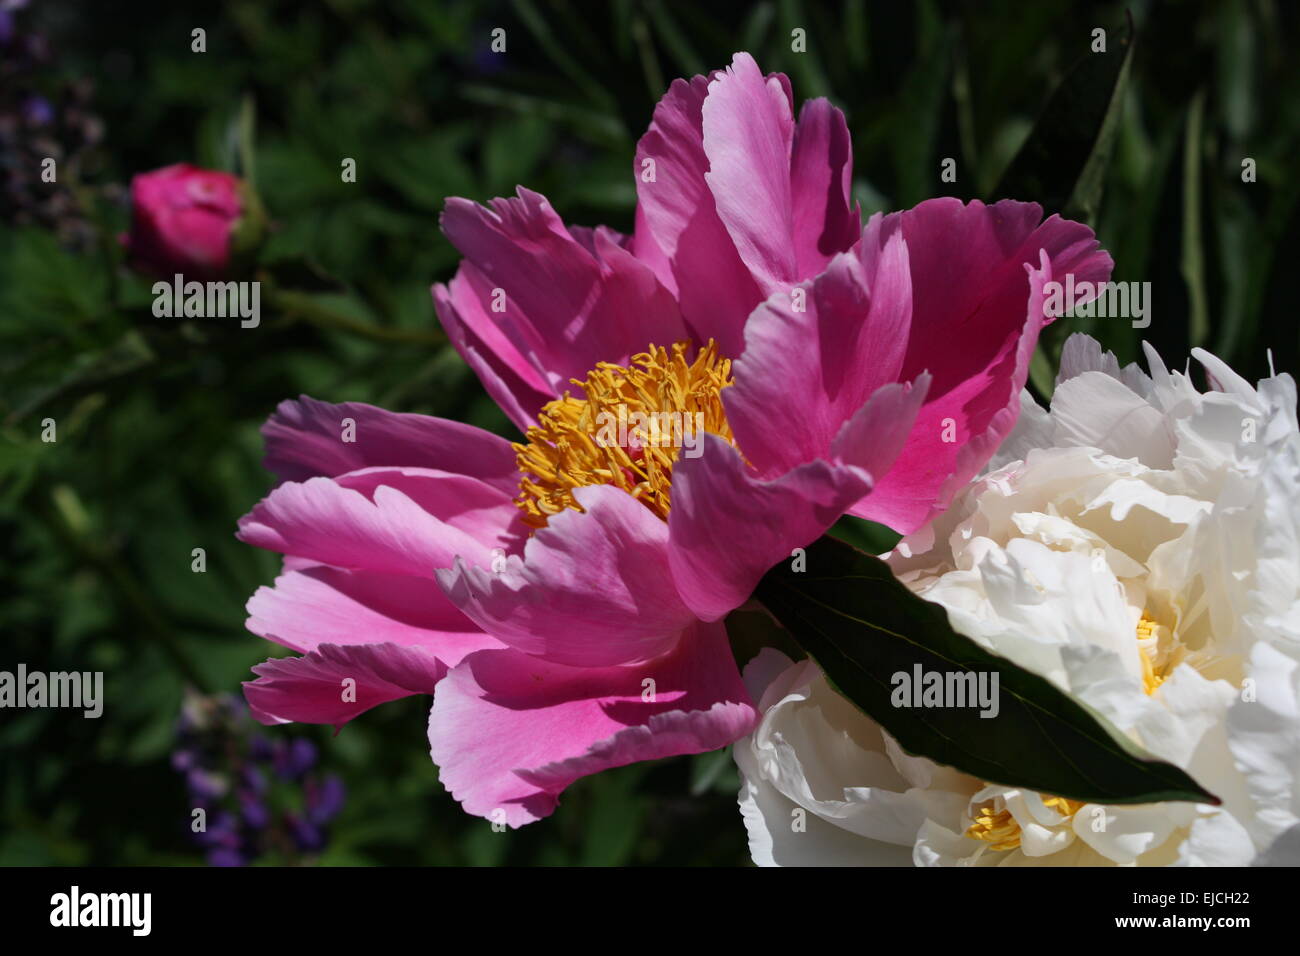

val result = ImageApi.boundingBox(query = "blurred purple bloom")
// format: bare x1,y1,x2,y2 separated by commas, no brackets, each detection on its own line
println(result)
173,690,345,865
0,1,23,45
195,810,241,849
238,790,271,830
241,763,267,794
305,774,346,825
249,734,275,763
21,94,52,125
170,747,196,772
286,813,325,853
277,737,317,780
208,847,246,868
186,767,228,803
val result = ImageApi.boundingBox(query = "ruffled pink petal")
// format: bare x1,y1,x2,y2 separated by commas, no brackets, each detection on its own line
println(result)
667,436,873,621
435,484,695,668
245,643,447,729
789,98,861,277
629,202,675,295
850,255,1055,534
850,199,1112,533
427,619,756,826
632,55,860,357
725,228,912,477
701,52,798,292
262,395,520,492
237,467,519,579
432,263,554,431
436,186,686,401
829,374,932,519
887,199,1111,392
247,565,499,657
632,72,761,357
334,466,524,551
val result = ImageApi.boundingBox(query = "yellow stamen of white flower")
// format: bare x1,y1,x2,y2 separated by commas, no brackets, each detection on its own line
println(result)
966,794,1086,851
1136,613,1165,695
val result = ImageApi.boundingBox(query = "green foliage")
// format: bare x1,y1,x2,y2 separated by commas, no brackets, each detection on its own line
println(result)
2,0,1296,866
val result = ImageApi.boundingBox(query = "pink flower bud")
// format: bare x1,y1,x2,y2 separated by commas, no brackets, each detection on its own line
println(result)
123,163,245,280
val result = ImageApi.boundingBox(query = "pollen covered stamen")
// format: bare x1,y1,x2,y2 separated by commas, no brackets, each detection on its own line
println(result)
965,804,1022,852
965,795,1086,851
513,340,735,527
1136,611,1183,695
1137,614,1163,695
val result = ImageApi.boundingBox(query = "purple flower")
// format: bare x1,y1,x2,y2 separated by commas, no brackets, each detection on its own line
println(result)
208,847,246,867
276,737,317,780
173,690,344,865
238,790,271,830
249,734,275,763
241,763,267,794
21,94,52,126
185,767,228,803
305,774,346,825
170,747,196,772
194,810,241,850
286,813,325,853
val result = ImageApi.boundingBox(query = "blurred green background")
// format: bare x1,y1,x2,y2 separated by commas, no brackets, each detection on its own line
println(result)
2,0,1297,865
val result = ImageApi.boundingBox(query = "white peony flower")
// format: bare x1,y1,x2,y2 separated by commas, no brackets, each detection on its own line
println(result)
736,334,1300,866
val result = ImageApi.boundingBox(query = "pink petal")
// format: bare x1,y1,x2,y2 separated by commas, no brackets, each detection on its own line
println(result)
438,187,686,393
632,72,761,357
245,642,447,729
435,484,695,668
852,199,1112,533
247,565,499,657
827,372,935,477
789,98,861,277
237,468,518,579
667,436,873,621
432,263,554,431
701,52,798,292
262,395,519,492
888,199,1111,394
629,202,675,295
427,619,756,826
860,252,1058,535
631,56,859,358
334,466,524,552
725,228,912,478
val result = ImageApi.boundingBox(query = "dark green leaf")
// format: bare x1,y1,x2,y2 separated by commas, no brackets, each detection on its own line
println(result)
755,534,1218,806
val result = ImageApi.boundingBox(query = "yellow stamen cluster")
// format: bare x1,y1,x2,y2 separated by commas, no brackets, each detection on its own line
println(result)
513,340,735,527
1136,613,1168,695
966,795,1086,851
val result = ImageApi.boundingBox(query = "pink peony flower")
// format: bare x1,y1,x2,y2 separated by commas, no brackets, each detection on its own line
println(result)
123,163,245,280
237,52,1112,826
